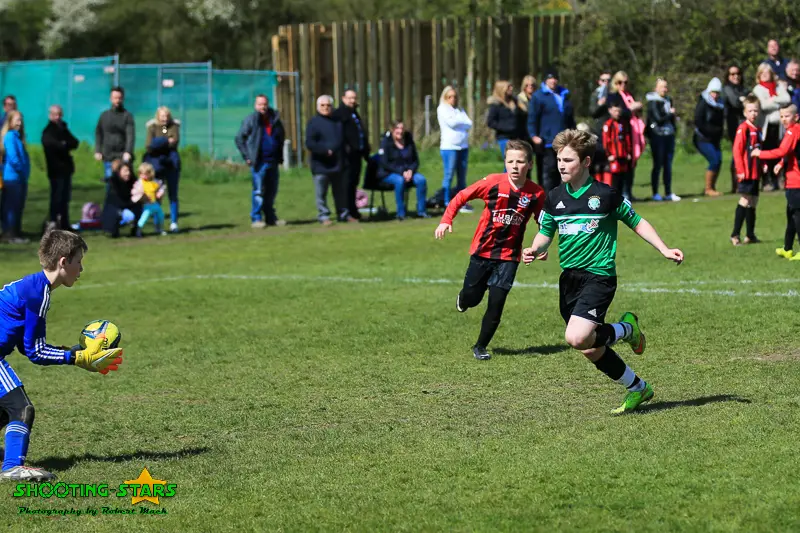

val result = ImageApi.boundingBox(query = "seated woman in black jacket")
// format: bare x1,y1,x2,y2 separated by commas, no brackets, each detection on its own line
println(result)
693,77,726,196
377,120,429,220
102,160,142,238
486,80,527,160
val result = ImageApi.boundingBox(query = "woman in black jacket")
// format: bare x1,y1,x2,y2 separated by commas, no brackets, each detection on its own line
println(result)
722,65,749,193
645,78,679,201
102,160,141,238
486,80,527,161
693,77,726,196
377,120,429,220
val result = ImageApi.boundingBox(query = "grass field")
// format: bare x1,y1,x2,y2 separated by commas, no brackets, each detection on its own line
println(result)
1,148,800,532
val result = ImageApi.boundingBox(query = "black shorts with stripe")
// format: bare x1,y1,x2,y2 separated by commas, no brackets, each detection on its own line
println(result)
559,269,617,324
737,179,760,196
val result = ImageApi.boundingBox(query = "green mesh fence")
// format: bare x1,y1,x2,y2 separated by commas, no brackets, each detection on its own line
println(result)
0,57,285,161
0,56,116,146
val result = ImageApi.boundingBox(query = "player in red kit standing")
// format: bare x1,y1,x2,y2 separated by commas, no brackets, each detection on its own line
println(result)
752,103,800,258
601,100,633,200
731,95,763,246
435,140,546,360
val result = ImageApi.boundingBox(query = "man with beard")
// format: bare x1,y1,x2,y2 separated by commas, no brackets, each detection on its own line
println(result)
333,89,370,221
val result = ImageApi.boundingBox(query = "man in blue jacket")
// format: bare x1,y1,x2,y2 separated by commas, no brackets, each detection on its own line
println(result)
528,68,576,191
235,95,286,229
305,95,350,226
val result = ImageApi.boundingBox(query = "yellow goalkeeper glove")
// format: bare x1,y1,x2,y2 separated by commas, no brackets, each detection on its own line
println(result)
72,335,123,374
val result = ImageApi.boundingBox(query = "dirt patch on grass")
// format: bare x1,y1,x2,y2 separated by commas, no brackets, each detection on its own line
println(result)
733,349,800,362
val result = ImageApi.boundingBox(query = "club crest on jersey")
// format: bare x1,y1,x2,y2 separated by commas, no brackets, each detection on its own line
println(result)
492,208,524,226
519,195,530,207
588,196,601,211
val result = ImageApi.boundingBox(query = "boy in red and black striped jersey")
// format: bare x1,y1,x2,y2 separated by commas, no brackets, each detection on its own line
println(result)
731,96,762,246
435,140,546,361
752,104,800,259
601,102,633,199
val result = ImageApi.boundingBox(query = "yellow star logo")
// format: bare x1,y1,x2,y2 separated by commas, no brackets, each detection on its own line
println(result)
124,467,167,505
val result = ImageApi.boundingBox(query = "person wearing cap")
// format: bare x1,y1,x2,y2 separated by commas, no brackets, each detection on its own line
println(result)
693,77,726,196
527,68,576,191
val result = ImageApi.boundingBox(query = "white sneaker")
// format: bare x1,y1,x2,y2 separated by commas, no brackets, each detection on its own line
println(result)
666,194,682,202
169,222,179,233
459,204,474,213
0,465,56,482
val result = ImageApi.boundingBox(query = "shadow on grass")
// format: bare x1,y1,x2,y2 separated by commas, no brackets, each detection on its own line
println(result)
493,344,570,356
635,394,752,414
33,446,211,472
181,223,237,233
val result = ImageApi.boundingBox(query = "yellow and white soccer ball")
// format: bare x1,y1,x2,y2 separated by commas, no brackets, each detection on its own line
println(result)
79,320,122,350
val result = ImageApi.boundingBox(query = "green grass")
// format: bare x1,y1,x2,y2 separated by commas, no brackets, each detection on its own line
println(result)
2,148,800,532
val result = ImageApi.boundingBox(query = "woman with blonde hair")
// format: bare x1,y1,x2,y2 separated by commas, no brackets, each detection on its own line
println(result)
609,71,645,200
486,80,527,161
144,106,181,232
0,110,30,243
753,63,791,190
517,75,536,113
437,86,473,210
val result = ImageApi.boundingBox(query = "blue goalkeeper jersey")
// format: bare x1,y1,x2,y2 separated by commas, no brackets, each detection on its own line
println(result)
0,272,72,397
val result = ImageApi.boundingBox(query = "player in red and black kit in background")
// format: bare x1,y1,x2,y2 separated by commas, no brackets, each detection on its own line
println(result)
752,103,800,259
731,96,763,246
601,100,633,199
435,140,546,360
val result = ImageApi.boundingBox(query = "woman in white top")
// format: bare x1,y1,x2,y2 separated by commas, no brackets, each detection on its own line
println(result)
752,63,791,190
437,86,473,210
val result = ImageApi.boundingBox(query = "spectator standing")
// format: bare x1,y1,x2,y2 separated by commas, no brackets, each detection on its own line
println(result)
0,111,30,244
377,120,429,220
333,89,370,221
723,64,749,193
486,80,527,158
437,86,473,209
517,75,537,113
527,68,576,191
235,95,286,228
786,60,800,111
0,95,17,126
609,71,646,200
693,77,726,196
145,106,182,233
589,71,614,186
753,64,791,190
762,39,788,81
94,87,135,184
646,79,679,201
41,105,79,230
305,95,350,226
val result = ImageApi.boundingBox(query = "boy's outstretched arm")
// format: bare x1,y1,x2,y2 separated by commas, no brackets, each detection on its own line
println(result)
522,232,553,264
633,218,684,264
434,178,490,240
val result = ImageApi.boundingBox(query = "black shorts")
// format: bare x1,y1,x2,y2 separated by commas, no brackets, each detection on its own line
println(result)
463,255,519,293
737,179,760,196
786,189,800,210
559,269,617,324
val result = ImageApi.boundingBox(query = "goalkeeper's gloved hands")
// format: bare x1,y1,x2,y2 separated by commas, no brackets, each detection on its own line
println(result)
72,335,123,375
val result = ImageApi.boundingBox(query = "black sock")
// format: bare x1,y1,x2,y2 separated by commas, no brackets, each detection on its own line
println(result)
792,208,800,248
745,207,756,239
591,323,630,348
476,287,509,348
592,347,627,381
785,209,796,251
732,205,746,238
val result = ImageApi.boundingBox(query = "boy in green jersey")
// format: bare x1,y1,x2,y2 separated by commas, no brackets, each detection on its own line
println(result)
522,129,684,414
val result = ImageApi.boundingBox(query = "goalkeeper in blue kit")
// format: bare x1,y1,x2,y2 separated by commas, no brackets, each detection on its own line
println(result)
0,230,123,481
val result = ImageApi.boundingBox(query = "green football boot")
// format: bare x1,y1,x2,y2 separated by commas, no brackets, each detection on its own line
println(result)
611,383,654,415
619,312,645,355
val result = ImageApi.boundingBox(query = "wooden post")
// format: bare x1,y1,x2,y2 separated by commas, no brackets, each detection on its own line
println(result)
379,21,391,130
402,20,413,131
431,19,440,106
413,20,422,107
454,18,463,90
486,17,495,87
332,22,341,102
368,22,380,148
355,22,368,136
390,20,401,120
466,17,475,141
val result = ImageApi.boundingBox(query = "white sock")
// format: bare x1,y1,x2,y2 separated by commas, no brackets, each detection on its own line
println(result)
612,323,631,342
628,379,646,393
616,366,636,388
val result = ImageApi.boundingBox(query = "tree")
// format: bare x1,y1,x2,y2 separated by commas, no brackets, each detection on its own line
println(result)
40,0,106,57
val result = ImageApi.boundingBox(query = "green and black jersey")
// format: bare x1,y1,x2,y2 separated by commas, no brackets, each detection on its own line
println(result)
538,178,641,276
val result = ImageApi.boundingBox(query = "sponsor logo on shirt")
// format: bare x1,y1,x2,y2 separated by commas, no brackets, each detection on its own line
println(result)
498,193,510,198
492,208,524,226
558,218,599,235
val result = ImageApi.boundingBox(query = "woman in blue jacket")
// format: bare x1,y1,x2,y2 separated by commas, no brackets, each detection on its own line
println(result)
378,120,429,220
0,110,30,244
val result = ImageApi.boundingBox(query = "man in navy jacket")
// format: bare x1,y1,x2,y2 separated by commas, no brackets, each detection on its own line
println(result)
527,68,576,191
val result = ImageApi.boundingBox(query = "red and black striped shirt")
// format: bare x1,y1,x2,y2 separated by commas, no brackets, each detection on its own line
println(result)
602,118,633,173
732,121,762,181
760,123,800,189
441,174,546,262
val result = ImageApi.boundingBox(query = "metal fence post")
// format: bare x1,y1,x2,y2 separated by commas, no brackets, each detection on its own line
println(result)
113,53,119,86
294,72,302,167
157,65,163,108
207,60,213,157
67,63,74,125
